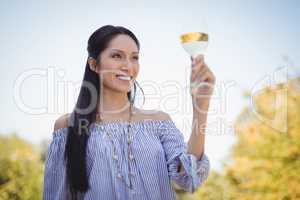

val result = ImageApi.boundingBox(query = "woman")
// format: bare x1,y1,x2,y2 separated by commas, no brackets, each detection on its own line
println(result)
43,25,215,200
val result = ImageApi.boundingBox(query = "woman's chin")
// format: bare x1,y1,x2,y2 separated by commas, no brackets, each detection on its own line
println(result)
110,84,131,93
114,79,133,92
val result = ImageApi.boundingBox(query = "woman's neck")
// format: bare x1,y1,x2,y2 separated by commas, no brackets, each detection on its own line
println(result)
97,88,132,117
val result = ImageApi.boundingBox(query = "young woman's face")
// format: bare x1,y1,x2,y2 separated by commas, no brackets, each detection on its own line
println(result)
97,34,140,93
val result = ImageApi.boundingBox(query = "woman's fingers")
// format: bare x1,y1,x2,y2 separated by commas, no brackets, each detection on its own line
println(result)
191,55,205,81
195,66,216,84
191,64,215,88
189,55,216,97
191,55,204,67
192,66,207,82
191,65,208,82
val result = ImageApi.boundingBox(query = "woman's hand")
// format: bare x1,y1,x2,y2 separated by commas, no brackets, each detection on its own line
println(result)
190,55,216,110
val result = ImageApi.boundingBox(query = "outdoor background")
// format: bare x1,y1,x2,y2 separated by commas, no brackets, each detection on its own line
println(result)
0,0,299,199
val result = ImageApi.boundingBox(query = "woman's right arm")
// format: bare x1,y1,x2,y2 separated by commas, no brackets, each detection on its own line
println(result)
43,114,71,200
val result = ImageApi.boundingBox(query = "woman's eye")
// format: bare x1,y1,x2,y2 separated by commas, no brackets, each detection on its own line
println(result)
112,54,121,58
133,56,139,60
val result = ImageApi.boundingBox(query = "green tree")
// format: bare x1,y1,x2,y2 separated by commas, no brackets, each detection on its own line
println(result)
225,77,300,199
0,133,44,200
176,77,300,199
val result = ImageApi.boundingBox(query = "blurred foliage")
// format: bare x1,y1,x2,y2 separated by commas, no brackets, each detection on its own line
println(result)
176,77,300,199
0,133,44,200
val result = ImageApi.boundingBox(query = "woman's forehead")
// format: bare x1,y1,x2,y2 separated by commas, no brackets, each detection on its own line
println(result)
107,35,139,53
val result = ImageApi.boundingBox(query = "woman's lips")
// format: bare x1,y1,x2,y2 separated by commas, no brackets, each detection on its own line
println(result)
115,74,132,81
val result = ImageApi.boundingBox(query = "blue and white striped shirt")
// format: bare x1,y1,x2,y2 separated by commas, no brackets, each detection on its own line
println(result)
43,119,210,200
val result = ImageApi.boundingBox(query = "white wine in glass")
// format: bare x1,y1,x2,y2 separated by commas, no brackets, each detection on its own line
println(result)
180,32,209,91
180,32,209,59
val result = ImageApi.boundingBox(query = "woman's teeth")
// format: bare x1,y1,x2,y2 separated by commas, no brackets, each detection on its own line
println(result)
116,75,131,81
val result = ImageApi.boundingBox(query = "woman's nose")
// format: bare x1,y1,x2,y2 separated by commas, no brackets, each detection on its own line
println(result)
121,59,133,70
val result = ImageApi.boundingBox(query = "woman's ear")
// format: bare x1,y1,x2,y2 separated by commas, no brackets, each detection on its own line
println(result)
88,57,98,72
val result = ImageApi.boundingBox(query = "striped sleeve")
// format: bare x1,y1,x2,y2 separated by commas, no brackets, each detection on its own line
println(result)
43,128,71,200
158,120,210,193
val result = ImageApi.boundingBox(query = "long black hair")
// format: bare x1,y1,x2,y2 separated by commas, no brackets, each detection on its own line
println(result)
64,25,144,199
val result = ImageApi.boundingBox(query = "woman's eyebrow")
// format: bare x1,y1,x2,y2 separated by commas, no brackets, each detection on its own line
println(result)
111,49,139,54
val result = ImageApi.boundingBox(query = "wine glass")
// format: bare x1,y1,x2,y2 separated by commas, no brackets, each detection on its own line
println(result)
179,30,209,93
180,32,209,59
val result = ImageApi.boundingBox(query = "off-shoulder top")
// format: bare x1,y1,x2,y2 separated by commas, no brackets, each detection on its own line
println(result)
43,119,210,200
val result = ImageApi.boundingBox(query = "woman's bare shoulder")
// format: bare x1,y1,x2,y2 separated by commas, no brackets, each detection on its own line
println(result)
134,107,172,121
54,113,70,132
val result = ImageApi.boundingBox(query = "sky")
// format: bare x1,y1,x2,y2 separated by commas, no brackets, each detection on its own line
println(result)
0,0,299,170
